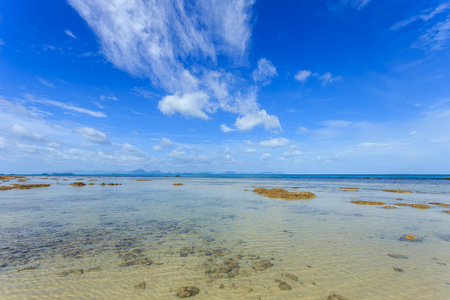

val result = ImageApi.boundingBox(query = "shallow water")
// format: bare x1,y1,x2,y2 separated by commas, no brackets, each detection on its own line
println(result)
0,176,449,299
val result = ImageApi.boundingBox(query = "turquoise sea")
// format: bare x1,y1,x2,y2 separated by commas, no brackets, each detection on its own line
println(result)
0,175,449,299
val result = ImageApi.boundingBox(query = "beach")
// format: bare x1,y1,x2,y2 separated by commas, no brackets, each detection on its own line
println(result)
0,175,449,299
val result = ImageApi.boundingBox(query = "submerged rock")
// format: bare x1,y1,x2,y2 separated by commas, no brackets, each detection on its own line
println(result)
70,182,86,187
388,253,409,259
0,186,15,191
399,234,423,242
284,273,298,281
135,281,146,290
252,260,273,271
382,206,397,209
253,188,316,200
119,258,153,267
58,269,84,276
437,234,450,242
395,203,431,209
393,267,404,272
176,286,199,298
173,183,183,186
278,281,291,290
327,294,349,300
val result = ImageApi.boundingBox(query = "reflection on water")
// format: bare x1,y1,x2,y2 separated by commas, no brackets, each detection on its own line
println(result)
0,176,449,299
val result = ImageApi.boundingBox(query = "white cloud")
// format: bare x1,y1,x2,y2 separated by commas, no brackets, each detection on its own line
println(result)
68,0,281,131
158,91,212,119
26,94,106,118
246,148,256,153
294,69,312,82
100,95,118,101
259,137,292,148
153,138,173,151
220,124,235,132
74,127,111,145
390,3,449,30
11,124,48,143
0,136,5,148
0,38,4,46
252,58,277,85
417,18,450,50
280,146,303,163
234,109,281,131
260,153,271,162
316,72,342,85
38,78,55,88
65,29,77,39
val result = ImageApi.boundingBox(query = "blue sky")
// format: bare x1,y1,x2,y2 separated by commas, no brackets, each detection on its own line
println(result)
0,0,449,174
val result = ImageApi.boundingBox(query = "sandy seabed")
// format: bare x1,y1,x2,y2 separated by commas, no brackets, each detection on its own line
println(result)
0,176,449,299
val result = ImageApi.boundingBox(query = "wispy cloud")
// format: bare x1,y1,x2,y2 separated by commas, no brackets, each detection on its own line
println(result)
252,58,278,85
26,94,106,118
153,138,173,151
294,69,341,85
38,78,55,88
68,0,280,132
74,127,110,145
391,3,450,50
65,29,77,39
390,3,449,30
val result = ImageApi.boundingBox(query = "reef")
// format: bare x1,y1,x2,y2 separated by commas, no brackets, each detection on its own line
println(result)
382,190,413,193
350,200,386,205
136,179,152,181
395,203,431,209
173,183,183,186
253,188,316,200
430,202,450,208
382,206,397,209
70,182,86,187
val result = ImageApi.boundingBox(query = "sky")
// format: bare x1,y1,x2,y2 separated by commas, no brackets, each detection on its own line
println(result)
0,0,449,174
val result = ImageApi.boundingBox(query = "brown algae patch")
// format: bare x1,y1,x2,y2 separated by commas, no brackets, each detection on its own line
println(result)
70,182,86,187
430,202,450,208
443,210,450,214
382,206,397,209
399,234,423,242
173,183,183,186
13,184,51,189
136,179,152,181
0,186,15,191
382,190,413,193
339,187,359,189
253,188,316,200
342,190,359,192
252,259,273,271
350,200,386,205
395,203,431,209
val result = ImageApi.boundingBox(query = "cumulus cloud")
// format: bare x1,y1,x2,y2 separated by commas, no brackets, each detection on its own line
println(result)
65,29,77,39
158,91,212,119
252,58,277,85
259,137,292,148
74,127,111,145
234,109,281,131
294,69,312,82
153,138,173,151
246,148,256,153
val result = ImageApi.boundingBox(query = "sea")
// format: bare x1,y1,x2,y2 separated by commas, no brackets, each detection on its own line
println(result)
0,174,449,299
